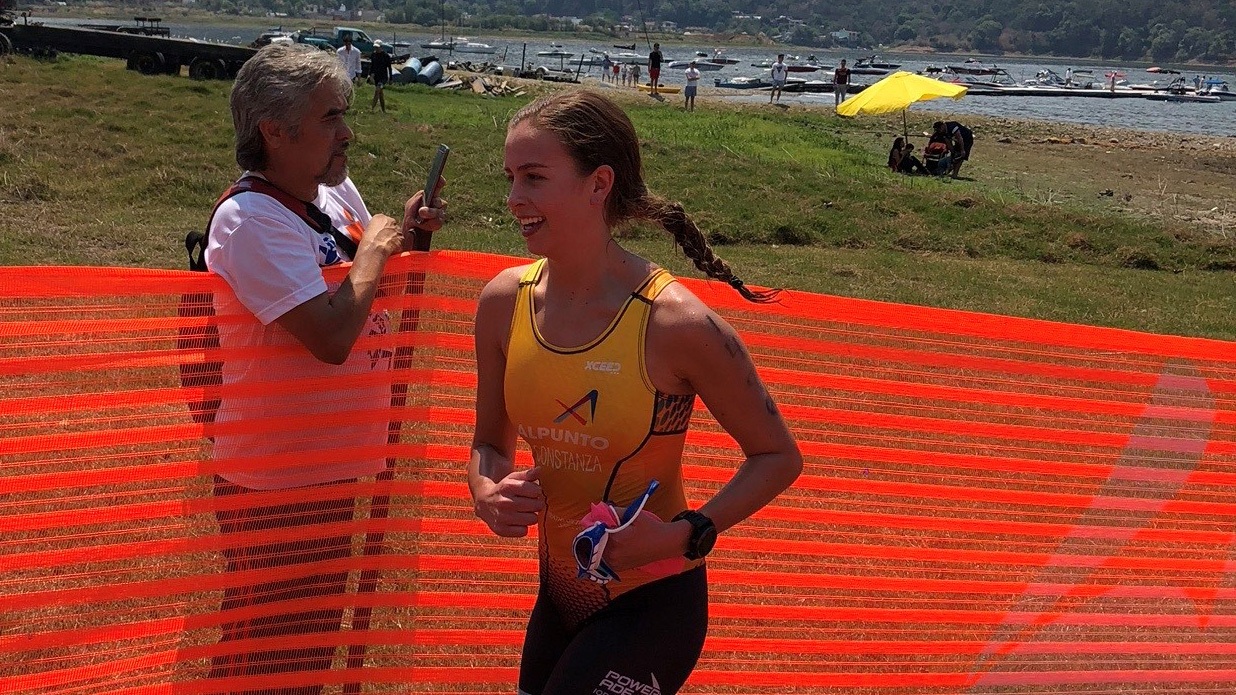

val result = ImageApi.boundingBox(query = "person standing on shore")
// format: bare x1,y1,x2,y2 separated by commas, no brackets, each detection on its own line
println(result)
369,40,392,113
202,42,444,693
833,58,851,110
472,90,802,695
648,42,663,94
601,53,612,83
769,54,788,104
631,62,642,89
336,33,362,83
683,60,701,111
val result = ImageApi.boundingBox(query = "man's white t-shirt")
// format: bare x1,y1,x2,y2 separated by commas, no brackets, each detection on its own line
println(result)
337,45,362,80
205,175,394,490
770,61,789,84
684,67,701,85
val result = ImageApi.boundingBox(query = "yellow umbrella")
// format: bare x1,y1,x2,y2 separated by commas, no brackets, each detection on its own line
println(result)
836,70,968,135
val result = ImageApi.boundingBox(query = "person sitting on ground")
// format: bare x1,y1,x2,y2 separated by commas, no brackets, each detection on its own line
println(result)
922,139,952,176
888,137,928,175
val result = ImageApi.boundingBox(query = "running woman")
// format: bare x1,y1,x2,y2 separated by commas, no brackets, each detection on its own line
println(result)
469,91,802,695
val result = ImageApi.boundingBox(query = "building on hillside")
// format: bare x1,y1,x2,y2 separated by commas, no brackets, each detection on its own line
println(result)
831,29,860,43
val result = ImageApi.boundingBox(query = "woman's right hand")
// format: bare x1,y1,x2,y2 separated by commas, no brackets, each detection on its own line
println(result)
473,466,544,537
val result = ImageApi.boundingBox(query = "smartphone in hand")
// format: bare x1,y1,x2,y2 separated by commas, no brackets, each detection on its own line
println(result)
412,144,449,251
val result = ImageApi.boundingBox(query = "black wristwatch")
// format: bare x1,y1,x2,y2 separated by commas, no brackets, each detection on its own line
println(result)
673,509,717,560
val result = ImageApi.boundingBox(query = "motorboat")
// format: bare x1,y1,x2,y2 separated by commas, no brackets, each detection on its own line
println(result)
751,55,800,68
607,51,648,65
667,58,724,71
568,54,607,66
1144,77,1218,102
786,61,828,73
696,49,739,65
452,38,495,54
854,55,900,70
946,61,1005,76
250,28,294,48
1024,68,1103,90
1200,79,1236,100
420,38,456,50
714,75,768,89
1145,91,1222,103
536,42,573,59
940,65,1018,89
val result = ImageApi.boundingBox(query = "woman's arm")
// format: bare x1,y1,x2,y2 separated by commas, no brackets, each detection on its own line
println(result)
468,268,544,537
668,305,802,535
604,288,802,570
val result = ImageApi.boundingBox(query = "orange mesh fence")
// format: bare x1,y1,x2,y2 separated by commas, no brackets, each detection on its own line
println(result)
4,249,1236,694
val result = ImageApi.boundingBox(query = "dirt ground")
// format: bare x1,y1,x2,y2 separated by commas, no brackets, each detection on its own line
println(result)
966,117,1236,237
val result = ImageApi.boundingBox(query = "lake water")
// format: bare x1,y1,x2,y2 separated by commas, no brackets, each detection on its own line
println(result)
40,17,1236,138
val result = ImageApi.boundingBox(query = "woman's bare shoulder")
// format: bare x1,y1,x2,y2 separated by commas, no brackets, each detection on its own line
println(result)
475,265,532,335
479,264,532,301
647,281,737,350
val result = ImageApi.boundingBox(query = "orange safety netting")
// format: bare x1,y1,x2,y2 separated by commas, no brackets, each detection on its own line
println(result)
4,249,1236,695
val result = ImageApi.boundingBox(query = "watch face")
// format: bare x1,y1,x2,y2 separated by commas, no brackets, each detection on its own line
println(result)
696,525,718,557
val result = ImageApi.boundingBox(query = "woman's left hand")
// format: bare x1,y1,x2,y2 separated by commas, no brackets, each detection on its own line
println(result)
601,511,687,572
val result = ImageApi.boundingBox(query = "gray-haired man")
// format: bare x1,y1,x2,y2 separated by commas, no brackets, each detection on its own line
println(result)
202,43,444,691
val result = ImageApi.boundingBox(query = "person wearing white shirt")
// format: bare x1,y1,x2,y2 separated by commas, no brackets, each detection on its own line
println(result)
769,53,788,104
202,43,444,691
683,61,701,111
336,34,362,82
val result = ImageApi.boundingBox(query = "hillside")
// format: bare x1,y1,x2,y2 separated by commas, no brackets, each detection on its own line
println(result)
175,0,1232,63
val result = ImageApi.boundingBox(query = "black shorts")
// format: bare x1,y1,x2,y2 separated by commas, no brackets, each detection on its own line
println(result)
955,128,974,160
374,79,388,88
519,565,708,695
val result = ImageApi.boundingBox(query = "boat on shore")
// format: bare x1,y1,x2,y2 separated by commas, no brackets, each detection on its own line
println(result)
637,82,681,94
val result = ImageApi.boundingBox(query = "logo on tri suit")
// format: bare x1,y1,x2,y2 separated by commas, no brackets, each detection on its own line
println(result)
554,388,599,425
517,388,608,471
585,360,622,374
594,671,660,695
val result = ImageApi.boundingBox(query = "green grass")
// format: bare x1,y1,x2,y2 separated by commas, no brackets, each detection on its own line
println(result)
3,54,1236,339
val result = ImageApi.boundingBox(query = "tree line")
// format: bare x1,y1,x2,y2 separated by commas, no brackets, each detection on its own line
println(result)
200,0,1235,63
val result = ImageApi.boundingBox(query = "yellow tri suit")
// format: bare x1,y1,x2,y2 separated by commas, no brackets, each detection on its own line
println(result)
504,259,703,629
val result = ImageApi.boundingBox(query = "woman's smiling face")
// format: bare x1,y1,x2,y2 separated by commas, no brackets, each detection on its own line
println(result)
503,121,606,256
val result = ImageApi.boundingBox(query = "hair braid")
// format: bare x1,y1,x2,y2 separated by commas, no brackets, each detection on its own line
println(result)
640,195,781,304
